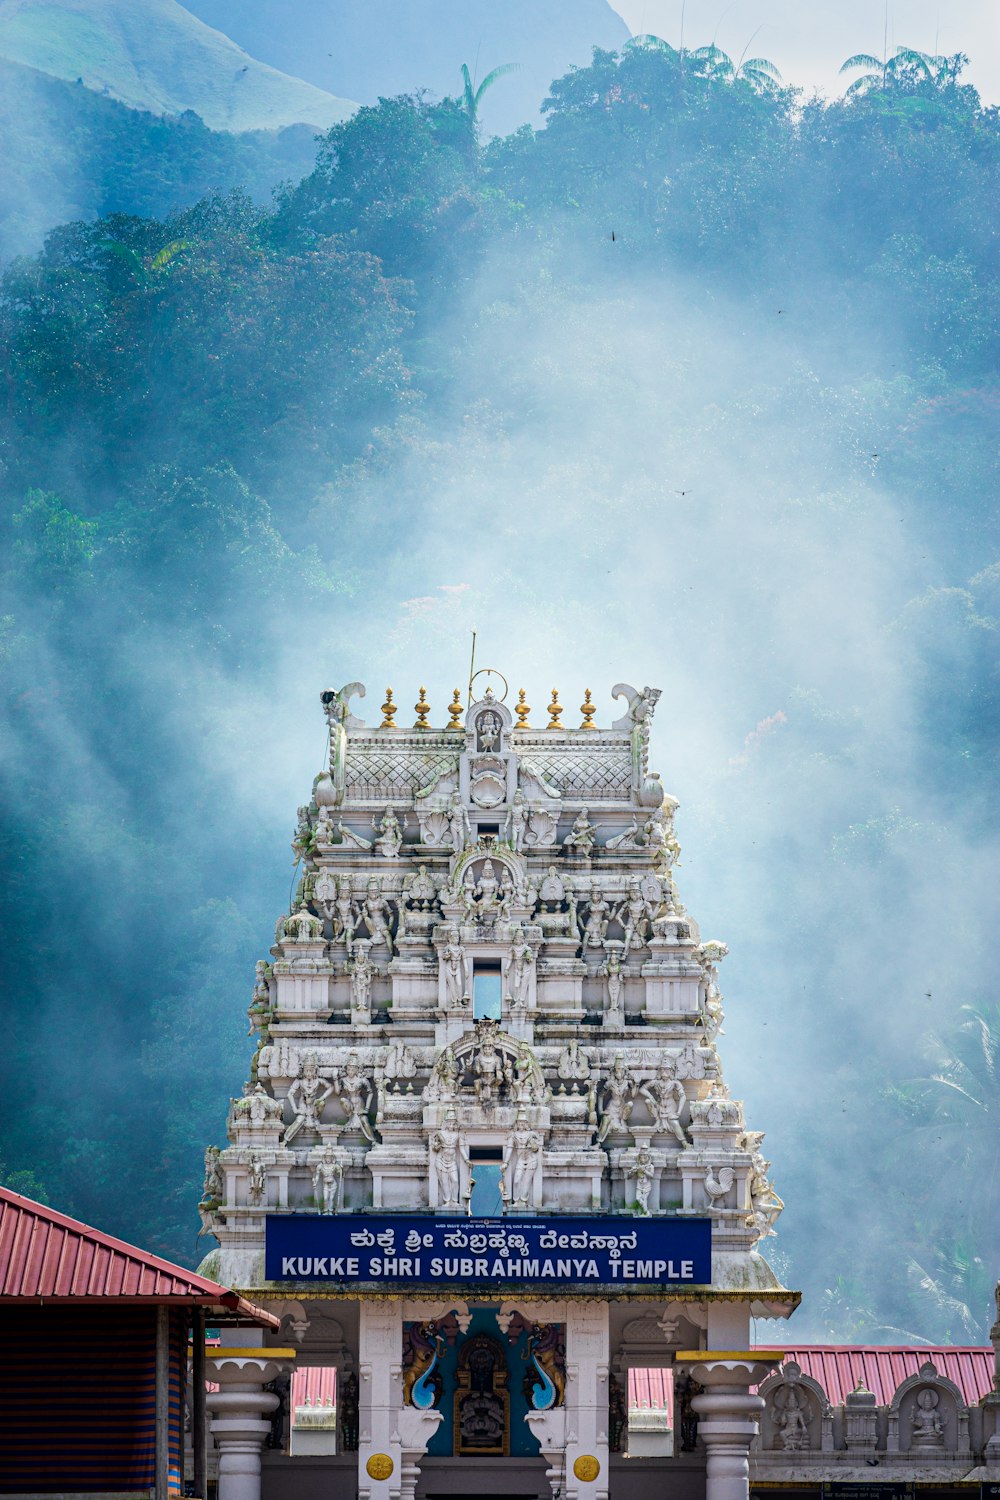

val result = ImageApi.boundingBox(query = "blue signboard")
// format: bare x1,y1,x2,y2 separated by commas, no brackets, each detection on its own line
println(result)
265,1213,712,1288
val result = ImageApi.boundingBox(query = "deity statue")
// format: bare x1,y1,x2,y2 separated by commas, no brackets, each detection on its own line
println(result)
539,866,565,909
565,887,581,943
477,709,501,751
606,817,642,851
557,1039,592,1089
603,948,626,1026
383,1038,417,1088
476,859,499,912
431,1109,468,1210
583,888,609,948
410,864,437,907
372,805,405,859
911,1388,945,1447
291,805,312,861
510,1042,542,1106
698,940,729,1041
336,1052,375,1142
461,865,477,917
640,1055,688,1145
350,940,377,1020
246,1153,267,1207
563,806,597,855
448,792,471,854
504,1113,542,1208
615,876,651,957
360,876,394,954
776,1386,812,1451
504,789,529,852
202,1144,223,1203
285,1053,334,1143
473,1026,508,1106
426,1045,460,1103
312,1149,343,1215
251,960,271,1005
522,873,539,916
609,1374,628,1453
314,806,337,846
313,867,338,920
442,941,470,1010
333,883,357,952
508,931,534,1012
595,1053,636,1144
627,1145,656,1215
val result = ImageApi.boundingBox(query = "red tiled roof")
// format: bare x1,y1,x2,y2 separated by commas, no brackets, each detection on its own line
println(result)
776,1345,995,1407
0,1185,277,1325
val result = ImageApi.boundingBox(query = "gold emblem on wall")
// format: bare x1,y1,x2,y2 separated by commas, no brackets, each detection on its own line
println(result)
366,1453,394,1480
573,1455,601,1482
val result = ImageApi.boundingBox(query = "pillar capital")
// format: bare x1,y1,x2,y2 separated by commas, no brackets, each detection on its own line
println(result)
675,1350,783,1386
674,1352,782,1500
206,1348,296,1500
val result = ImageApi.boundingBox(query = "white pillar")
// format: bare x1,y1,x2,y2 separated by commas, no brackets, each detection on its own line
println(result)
564,1300,610,1500
206,1350,296,1500
358,1301,404,1500
677,1353,782,1500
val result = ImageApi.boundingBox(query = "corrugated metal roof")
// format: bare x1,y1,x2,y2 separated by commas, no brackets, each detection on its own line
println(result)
0,1186,277,1325
776,1345,995,1407
629,1367,674,1423
293,1367,337,1408
629,1348,995,1413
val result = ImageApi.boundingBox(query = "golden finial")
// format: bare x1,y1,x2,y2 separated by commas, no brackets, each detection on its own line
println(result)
515,689,531,728
447,689,463,729
414,686,430,729
579,689,597,729
380,688,397,728
547,689,563,729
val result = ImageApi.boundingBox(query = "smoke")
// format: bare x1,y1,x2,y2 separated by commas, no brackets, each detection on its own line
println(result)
1,103,995,1338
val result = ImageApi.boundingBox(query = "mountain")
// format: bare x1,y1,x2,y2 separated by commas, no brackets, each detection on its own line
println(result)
177,0,631,134
0,0,356,131
0,57,322,261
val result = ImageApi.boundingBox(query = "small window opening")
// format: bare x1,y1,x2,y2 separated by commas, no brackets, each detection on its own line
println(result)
289,1366,339,1456
469,1161,504,1217
473,965,502,1021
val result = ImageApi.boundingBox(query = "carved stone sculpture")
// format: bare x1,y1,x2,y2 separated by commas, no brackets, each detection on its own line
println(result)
337,1053,376,1143
505,1113,542,1208
596,1053,636,1144
431,1110,467,1209
627,1145,655,1215
563,807,597,855
312,1149,343,1215
640,1055,688,1145
372,805,405,858
442,941,470,1010
911,1388,945,1447
285,1053,334,1144
504,789,529,851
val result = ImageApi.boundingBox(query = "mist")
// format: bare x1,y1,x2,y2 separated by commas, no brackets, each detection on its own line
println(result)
0,44,996,1345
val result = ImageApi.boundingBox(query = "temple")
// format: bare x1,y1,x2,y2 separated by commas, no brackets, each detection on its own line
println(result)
194,676,800,1500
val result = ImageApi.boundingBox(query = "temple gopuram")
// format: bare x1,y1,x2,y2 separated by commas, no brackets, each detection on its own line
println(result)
194,676,798,1500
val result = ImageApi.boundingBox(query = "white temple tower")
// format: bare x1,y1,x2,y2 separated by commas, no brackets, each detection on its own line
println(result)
197,678,797,1500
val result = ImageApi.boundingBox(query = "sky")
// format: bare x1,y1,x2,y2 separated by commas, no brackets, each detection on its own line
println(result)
609,0,1000,101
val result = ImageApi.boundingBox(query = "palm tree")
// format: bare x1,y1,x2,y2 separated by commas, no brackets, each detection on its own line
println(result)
839,45,941,95
687,43,783,91
625,34,781,91
459,61,519,132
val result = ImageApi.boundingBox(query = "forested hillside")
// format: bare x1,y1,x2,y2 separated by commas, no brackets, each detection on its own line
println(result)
0,58,321,260
1,43,997,1341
